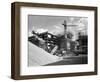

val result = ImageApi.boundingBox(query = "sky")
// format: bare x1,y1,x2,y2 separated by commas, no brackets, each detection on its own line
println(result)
28,15,88,40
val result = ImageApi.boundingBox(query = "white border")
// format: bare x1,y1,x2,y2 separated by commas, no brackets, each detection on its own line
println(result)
20,7,95,75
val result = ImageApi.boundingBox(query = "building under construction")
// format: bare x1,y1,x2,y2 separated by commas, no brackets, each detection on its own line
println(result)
28,20,87,57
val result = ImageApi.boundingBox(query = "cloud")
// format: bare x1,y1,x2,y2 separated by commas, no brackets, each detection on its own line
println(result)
36,28,48,33
50,25,64,35
28,26,48,36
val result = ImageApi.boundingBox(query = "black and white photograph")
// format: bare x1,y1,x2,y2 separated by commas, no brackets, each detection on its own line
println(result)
11,2,97,79
28,15,88,66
